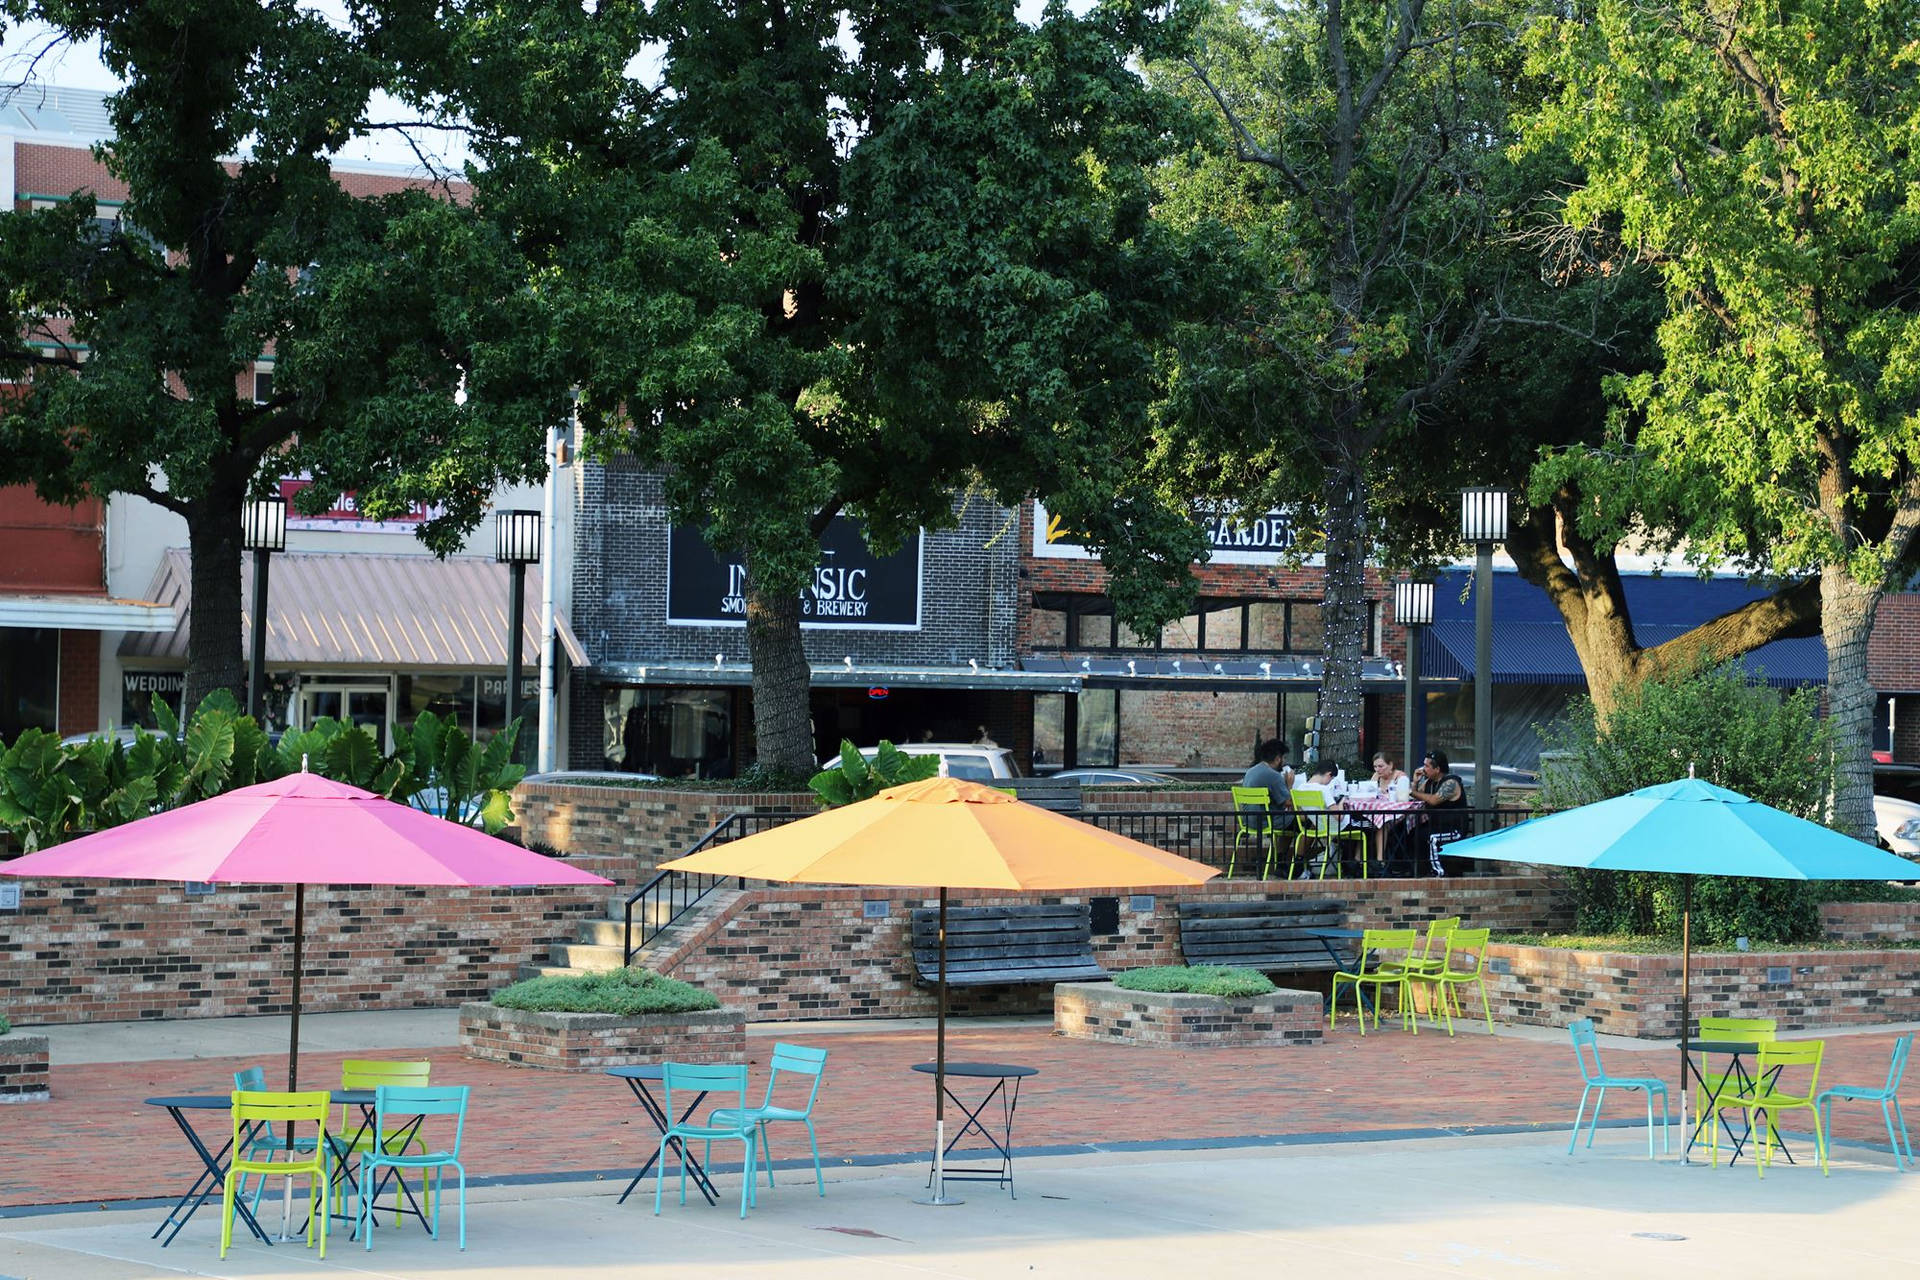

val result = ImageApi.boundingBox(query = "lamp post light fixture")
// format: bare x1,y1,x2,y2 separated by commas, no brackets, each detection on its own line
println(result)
494,509,542,746
1459,487,1509,824
1393,578,1434,772
241,493,287,723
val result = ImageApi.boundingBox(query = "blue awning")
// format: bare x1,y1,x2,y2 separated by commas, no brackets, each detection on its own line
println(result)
1421,570,1825,688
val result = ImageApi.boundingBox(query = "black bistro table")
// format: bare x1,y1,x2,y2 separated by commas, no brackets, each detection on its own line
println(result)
1302,927,1374,1015
606,1064,719,1206
911,1061,1037,1197
1682,1039,1794,1165
145,1095,275,1247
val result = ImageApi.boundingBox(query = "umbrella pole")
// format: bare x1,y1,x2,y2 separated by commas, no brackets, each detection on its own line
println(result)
917,887,962,1206
1679,875,1691,1165
282,884,306,1238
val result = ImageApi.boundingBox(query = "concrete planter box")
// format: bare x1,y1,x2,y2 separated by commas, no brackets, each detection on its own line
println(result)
459,1002,746,1072
1054,981,1323,1048
0,1032,50,1103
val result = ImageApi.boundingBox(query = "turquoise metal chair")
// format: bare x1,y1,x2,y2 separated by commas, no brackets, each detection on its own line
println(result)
709,1043,828,1195
1567,1018,1669,1158
355,1086,469,1251
231,1065,317,1211
656,1063,758,1219
1816,1032,1913,1171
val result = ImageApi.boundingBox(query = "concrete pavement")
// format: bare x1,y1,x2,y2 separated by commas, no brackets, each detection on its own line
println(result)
3,1132,1917,1279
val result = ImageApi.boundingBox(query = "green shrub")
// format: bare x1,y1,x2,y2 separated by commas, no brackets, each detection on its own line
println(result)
1113,965,1276,997
490,968,720,1016
1536,663,1835,946
808,740,939,808
0,1011,10,1035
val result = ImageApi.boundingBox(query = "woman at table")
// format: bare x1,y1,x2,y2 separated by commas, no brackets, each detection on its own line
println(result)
1369,753,1406,792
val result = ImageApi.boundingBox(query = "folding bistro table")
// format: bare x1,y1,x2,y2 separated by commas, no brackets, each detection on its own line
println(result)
145,1096,274,1247
911,1061,1037,1197
606,1064,718,1205
1682,1039,1795,1165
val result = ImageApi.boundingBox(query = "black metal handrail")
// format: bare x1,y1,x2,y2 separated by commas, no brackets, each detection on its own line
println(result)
622,811,807,964
1079,805,1535,876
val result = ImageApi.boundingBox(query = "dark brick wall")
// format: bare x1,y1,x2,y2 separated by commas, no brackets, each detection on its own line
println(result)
567,462,1020,766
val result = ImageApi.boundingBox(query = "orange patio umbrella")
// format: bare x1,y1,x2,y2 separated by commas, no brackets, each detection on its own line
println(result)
657,775,1218,1202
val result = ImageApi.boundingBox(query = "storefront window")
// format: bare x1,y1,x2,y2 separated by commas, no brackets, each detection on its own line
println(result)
1033,693,1066,770
1248,602,1287,650
1160,614,1200,650
0,628,58,742
397,674,473,735
477,674,541,764
1076,688,1117,766
602,686,735,779
1078,611,1113,648
120,670,184,728
1029,602,1067,648
1289,602,1325,654
1203,605,1243,650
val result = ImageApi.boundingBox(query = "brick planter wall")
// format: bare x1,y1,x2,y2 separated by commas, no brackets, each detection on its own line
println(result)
458,1003,746,1072
0,881,603,1026
1481,943,1920,1038
1820,901,1920,944
651,876,1571,1022
0,1033,50,1103
1053,982,1322,1047
513,782,814,886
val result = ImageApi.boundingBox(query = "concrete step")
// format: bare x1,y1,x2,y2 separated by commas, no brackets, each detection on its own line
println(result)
576,919,628,947
548,941,627,970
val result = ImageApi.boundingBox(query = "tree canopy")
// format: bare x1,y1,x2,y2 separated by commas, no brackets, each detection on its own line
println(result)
452,0,1219,771
1518,0,1920,836
0,0,566,714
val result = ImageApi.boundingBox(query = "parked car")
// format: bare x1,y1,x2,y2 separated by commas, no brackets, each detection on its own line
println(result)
1445,763,1541,792
826,743,1020,781
1047,767,1181,786
1875,793,1920,858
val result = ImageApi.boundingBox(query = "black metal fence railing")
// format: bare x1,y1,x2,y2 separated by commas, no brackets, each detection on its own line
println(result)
624,804,1542,963
1079,806,1535,877
622,811,806,965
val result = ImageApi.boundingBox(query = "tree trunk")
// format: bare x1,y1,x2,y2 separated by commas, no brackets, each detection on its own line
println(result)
744,559,816,775
1821,563,1880,842
182,490,248,719
1317,460,1369,768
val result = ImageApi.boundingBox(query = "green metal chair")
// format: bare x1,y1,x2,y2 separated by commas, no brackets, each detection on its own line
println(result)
1290,789,1369,879
1329,927,1418,1034
230,1065,317,1213
1229,785,1281,878
1408,927,1495,1035
1713,1039,1828,1178
1693,1016,1776,1139
355,1085,469,1251
656,1062,759,1219
1816,1032,1913,1170
1567,1018,1669,1159
1382,916,1461,1017
709,1043,829,1195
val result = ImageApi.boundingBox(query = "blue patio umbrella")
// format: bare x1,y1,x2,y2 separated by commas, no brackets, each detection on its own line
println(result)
1450,775,1918,1157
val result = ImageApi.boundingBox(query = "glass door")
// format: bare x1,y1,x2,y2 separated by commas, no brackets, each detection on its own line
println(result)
298,679,394,750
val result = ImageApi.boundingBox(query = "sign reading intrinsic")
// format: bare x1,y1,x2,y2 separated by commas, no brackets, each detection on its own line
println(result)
1032,502,1300,565
666,519,923,630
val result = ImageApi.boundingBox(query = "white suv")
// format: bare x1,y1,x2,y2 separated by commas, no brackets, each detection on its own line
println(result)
828,743,1020,781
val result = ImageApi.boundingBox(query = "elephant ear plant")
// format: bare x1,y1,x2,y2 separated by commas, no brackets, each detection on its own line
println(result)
389,711,526,834
808,739,940,809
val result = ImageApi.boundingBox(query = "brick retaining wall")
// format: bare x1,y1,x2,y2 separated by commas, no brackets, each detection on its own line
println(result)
1819,901,1920,944
513,782,815,887
0,1033,49,1102
652,876,1573,1021
1053,982,1323,1047
458,1003,746,1072
0,880,604,1026
1481,943,1920,1038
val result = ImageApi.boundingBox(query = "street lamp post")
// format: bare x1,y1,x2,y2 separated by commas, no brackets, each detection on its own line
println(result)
1459,488,1509,827
1393,579,1434,771
242,494,287,723
494,509,542,749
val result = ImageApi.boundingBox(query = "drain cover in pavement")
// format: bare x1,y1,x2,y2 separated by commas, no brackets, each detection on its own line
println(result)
1632,1232,1687,1242
815,1226,900,1240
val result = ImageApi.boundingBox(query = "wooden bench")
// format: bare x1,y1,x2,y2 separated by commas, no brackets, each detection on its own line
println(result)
1177,898,1348,974
1008,777,1082,814
909,903,1109,987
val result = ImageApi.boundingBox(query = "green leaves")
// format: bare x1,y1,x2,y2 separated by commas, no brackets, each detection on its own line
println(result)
389,711,526,833
807,739,940,809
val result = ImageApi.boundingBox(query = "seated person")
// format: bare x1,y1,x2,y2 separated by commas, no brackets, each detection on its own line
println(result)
1409,750,1470,875
1240,738,1294,800
1368,752,1407,792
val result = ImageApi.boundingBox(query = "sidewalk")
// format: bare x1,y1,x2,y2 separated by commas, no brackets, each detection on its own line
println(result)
4,1131,1918,1279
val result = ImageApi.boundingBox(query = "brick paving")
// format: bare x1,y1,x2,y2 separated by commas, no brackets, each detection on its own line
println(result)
2,1021,1912,1211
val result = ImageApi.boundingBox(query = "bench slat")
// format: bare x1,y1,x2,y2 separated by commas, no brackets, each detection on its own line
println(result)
908,903,1107,987
1176,898,1350,973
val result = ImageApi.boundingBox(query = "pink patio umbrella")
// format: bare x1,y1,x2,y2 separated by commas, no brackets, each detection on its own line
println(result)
0,771,612,1090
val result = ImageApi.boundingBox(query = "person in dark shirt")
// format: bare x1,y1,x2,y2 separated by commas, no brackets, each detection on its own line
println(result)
1410,750,1470,875
1241,738,1294,798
